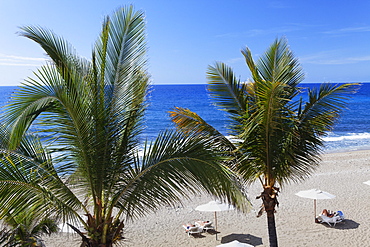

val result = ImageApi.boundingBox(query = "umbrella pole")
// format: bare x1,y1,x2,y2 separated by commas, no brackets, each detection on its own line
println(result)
314,199,317,222
215,211,218,240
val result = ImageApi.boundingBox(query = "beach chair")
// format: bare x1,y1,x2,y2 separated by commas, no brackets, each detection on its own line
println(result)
195,220,214,232
337,211,345,221
317,211,345,226
182,224,203,237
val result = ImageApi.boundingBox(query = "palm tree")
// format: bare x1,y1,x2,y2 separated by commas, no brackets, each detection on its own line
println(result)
170,38,358,247
1,209,58,247
0,6,249,247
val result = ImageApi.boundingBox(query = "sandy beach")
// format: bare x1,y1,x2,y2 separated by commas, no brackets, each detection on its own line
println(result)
43,150,370,247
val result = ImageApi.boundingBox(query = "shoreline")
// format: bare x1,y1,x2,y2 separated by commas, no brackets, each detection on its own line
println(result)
323,146,370,154
43,149,370,246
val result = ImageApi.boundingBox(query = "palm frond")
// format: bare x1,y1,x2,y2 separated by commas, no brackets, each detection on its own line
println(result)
0,125,86,225
299,82,360,134
18,25,89,80
206,62,248,134
256,37,304,87
112,130,250,220
1,6,253,246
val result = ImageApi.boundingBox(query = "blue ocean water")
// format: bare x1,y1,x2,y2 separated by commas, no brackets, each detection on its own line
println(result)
0,83,369,153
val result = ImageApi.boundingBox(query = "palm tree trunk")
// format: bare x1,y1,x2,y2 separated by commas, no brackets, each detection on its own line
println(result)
266,209,278,247
80,239,113,247
258,186,279,247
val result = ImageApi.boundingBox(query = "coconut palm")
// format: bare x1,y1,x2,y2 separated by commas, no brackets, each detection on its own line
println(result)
170,38,358,247
0,6,249,247
1,209,58,247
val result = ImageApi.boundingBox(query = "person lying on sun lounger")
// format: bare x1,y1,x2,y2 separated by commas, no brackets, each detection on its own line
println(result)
321,209,334,217
195,220,210,226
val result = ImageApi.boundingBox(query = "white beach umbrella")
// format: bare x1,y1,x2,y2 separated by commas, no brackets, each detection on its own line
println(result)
295,189,336,221
195,200,234,239
364,180,370,186
216,240,254,247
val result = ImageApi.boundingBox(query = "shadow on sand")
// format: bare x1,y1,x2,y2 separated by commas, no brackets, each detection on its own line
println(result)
320,219,360,230
220,233,263,246
189,233,206,238
204,229,219,235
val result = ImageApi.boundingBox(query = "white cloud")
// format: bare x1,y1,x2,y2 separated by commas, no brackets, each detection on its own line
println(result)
0,63,42,66
322,26,370,35
216,26,301,39
0,53,47,66
300,51,370,65
225,57,244,64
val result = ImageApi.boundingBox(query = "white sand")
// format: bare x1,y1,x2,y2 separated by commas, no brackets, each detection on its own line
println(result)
43,150,370,246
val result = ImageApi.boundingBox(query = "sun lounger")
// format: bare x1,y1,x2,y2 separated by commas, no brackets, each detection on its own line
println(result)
337,211,345,220
195,220,214,232
182,224,203,237
317,211,345,226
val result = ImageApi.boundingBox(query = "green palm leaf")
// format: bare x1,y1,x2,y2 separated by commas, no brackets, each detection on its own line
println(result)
0,6,249,247
207,62,249,134
113,130,249,220
171,37,359,247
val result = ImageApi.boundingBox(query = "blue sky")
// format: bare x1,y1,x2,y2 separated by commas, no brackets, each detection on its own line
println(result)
0,0,369,86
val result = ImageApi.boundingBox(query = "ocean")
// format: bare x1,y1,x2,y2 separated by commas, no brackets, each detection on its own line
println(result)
1,83,369,153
